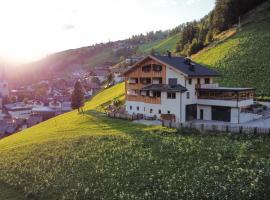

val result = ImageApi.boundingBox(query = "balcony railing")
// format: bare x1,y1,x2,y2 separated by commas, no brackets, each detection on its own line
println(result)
126,95,161,104
196,83,219,89
197,92,254,101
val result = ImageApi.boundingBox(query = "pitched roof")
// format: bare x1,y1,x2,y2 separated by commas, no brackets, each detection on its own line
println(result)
92,69,109,76
152,55,219,77
141,84,187,93
124,55,219,77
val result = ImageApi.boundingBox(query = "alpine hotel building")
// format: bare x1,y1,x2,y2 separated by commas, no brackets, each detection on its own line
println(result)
124,54,255,124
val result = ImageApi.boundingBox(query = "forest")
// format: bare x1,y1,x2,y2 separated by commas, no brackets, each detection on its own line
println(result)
174,0,269,56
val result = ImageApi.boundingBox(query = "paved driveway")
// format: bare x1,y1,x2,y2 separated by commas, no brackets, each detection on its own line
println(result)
242,116,270,128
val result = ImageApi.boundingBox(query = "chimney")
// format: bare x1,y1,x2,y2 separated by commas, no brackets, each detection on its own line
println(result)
189,63,195,71
184,57,191,65
167,50,172,58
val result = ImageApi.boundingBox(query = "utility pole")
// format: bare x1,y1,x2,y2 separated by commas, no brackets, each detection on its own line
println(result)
238,16,241,31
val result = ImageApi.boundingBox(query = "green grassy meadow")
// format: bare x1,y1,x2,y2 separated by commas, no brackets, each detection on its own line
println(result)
193,16,270,95
1,83,270,199
138,34,179,54
193,2,270,96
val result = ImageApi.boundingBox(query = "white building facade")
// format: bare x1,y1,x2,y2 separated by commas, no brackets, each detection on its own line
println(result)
124,55,255,124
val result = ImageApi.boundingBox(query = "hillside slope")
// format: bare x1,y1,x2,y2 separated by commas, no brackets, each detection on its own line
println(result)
1,83,270,199
138,34,178,53
193,3,270,95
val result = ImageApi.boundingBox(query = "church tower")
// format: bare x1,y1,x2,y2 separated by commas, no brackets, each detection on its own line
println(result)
0,66,9,98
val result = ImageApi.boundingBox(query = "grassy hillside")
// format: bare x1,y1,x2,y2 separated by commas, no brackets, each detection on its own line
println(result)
139,34,179,53
1,83,270,199
193,2,270,95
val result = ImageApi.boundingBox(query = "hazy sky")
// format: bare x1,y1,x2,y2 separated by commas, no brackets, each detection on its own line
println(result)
0,0,215,64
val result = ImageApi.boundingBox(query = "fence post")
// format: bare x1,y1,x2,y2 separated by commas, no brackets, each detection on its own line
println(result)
201,124,204,132
226,125,229,133
162,120,164,127
239,126,243,134
169,121,172,128
254,127,257,134
212,124,216,132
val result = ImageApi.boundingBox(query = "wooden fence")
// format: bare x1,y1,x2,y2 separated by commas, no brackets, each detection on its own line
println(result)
162,120,270,135
107,112,270,135
107,112,140,120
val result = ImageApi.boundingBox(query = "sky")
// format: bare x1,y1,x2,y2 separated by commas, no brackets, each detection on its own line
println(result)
0,0,215,64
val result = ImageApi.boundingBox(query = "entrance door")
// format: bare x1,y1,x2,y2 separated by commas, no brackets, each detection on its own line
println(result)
211,106,231,122
186,104,197,121
200,109,204,120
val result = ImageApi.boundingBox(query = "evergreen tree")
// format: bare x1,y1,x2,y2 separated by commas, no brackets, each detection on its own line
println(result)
107,73,113,84
150,48,156,55
71,80,85,113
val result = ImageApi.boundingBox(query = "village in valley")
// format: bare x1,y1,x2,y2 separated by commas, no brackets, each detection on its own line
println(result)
0,51,144,138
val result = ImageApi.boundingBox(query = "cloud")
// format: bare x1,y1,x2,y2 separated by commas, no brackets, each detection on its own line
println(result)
63,24,75,30
150,0,180,7
186,0,202,5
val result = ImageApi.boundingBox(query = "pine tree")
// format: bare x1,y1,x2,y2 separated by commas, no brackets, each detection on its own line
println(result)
150,48,156,55
71,80,85,113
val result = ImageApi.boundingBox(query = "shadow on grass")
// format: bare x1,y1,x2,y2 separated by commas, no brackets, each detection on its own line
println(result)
82,110,170,147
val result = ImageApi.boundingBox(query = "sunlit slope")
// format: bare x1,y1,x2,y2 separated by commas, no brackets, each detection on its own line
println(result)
139,34,179,53
1,83,270,199
0,83,125,149
193,6,270,95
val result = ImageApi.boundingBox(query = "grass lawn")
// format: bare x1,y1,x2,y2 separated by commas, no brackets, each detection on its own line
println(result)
0,184,26,200
1,83,270,199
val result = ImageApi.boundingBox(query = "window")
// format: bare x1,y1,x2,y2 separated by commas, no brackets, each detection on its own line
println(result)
153,91,161,97
167,110,171,114
140,78,151,84
205,78,210,84
137,106,139,111
130,106,132,110
152,77,162,84
188,78,192,85
168,78,177,86
158,109,161,114
152,64,162,72
142,65,151,72
187,92,190,99
167,92,176,99
197,78,201,84
128,78,138,84
150,109,153,113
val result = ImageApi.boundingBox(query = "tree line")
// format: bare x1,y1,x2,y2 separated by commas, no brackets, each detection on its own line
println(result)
174,0,268,56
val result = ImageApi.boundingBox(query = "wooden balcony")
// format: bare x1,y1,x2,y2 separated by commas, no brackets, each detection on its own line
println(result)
127,83,143,90
126,95,161,104
197,89,254,101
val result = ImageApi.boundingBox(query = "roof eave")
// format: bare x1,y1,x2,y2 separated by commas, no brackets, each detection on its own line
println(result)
188,74,220,77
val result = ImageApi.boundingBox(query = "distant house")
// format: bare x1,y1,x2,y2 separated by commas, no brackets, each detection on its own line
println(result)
0,121,17,137
89,69,109,82
109,65,125,83
27,114,43,127
32,106,56,121
61,102,72,112
33,100,45,107
124,54,255,124
49,100,62,110
4,103,33,120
